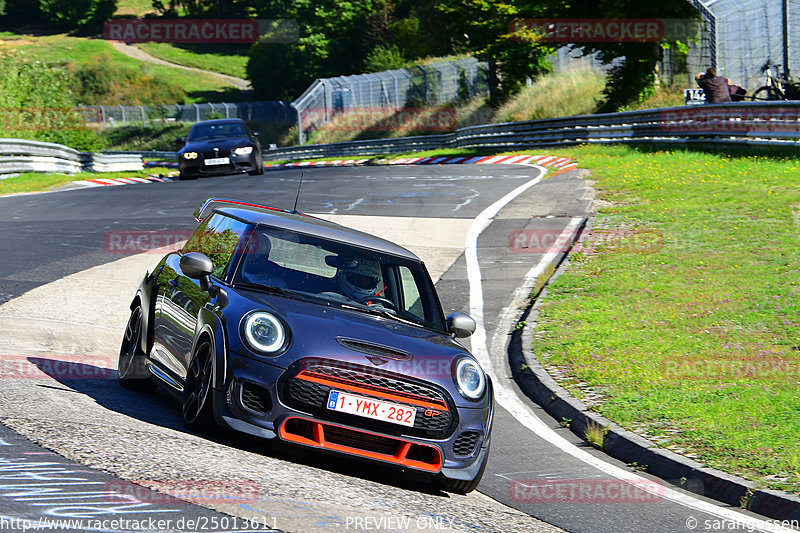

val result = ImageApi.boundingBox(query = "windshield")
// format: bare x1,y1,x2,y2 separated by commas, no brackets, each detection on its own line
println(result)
234,225,445,332
187,122,247,141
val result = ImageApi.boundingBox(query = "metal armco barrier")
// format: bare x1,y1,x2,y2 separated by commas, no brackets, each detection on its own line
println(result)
262,101,800,161
0,139,143,176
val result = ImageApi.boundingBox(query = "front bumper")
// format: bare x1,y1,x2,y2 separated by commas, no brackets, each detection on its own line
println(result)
178,152,259,176
212,351,493,477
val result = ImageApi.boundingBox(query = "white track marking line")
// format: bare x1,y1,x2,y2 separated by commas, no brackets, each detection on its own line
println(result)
465,165,791,532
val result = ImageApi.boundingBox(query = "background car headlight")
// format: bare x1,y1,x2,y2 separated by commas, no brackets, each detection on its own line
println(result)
234,146,253,156
454,357,486,400
182,152,198,159
243,312,286,353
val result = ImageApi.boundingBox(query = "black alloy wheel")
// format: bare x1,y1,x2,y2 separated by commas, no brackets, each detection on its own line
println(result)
182,341,216,431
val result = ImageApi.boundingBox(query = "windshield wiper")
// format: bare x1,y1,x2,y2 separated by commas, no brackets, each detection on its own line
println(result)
235,282,301,299
339,303,419,326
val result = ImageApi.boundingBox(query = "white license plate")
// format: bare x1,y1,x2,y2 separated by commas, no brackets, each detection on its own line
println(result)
204,157,230,166
327,390,416,427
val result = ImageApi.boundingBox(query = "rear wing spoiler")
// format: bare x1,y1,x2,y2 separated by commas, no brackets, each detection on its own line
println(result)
193,198,308,223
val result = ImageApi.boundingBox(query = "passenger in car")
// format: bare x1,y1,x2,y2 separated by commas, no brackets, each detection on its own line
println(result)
240,232,289,289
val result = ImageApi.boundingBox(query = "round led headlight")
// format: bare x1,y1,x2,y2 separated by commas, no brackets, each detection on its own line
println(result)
243,312,286,354
182,151,198,160
454,357,486,400
234,146,254,155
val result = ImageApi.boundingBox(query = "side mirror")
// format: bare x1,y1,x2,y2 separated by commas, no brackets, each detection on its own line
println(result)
446,312,476,338
180,252,214,290
175,136,186,145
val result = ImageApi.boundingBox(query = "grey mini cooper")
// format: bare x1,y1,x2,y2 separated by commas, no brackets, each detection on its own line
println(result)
118,198,493,493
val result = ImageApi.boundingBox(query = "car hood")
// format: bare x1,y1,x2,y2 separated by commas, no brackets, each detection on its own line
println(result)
225,287,468,379
181,137,252,152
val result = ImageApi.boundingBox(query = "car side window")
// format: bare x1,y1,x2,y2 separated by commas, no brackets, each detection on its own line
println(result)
398,266,424,320
183,213,247,279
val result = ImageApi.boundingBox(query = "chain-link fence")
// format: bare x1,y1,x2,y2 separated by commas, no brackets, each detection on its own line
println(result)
80,101,296,128
292,57,489,143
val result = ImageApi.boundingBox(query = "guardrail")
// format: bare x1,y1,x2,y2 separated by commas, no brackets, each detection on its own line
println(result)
262,101,800,161
0,139,143,176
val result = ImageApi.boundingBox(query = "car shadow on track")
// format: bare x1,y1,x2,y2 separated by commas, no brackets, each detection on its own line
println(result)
29,356,453,498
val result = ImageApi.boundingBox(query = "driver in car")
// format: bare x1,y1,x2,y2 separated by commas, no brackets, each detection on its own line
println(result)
336,257,386,306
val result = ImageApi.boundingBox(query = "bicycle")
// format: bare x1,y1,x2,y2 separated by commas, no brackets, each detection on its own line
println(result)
750,60,800,101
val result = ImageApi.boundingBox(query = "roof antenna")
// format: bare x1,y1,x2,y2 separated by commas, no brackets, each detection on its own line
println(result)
292,172,304,213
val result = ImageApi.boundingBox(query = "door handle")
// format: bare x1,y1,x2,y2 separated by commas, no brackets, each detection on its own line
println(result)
168,279,179,287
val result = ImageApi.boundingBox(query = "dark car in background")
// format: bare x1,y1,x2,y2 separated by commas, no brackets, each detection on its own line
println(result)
118,198,493,493
177,119,263,180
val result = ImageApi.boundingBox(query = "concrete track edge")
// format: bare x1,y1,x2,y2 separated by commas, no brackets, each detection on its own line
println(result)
507,215,800,524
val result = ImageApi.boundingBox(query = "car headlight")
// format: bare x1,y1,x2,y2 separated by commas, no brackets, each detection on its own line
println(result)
234,146,253,156
242,312,286,354
183,152,198,160
454,357,486,400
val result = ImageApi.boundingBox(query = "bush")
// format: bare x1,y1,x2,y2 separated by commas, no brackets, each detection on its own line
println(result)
38,0,117,34
0,53,105,151
363,45,406,73
67,54,187,106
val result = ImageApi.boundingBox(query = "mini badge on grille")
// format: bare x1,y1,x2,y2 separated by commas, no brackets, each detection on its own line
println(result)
366,356,388,366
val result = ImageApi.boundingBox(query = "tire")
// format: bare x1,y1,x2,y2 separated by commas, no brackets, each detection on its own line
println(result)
179,170,198,180
436,443,490,494
249,160,265,176
118,305,157,391
751,86,784,101
182,341,216,432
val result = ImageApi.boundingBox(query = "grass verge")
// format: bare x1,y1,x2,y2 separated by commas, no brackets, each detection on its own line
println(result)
137,42,249,80
529,144,800,492
0,168,174,195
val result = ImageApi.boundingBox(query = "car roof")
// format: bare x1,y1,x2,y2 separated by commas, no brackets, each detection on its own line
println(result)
215,206,422,261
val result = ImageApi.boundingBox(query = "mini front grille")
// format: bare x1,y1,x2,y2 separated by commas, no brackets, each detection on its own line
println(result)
324,424,400,455
304,360,446,405
240,382,270,414
452,431,481,456
280,359,457,439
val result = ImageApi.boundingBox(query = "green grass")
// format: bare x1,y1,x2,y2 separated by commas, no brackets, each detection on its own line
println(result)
0,168,174,195
0,33,237,103
115,0,157,16
530,144,800,492
137,42,250,80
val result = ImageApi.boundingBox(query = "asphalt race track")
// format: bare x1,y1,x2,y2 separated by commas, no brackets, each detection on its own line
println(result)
0,165,791,533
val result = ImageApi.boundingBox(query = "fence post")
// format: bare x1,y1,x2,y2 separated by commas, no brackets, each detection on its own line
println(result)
120,105,126,126
139,105,146,126
194,103,200,122
223,102,230,118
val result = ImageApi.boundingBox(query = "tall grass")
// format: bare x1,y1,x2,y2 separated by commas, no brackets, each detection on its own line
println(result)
493,68,606,122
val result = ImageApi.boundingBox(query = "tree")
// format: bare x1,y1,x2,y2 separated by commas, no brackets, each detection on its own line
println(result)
547,0,700,111
436,0,554,107
247,0,380,100
39,0,118,34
